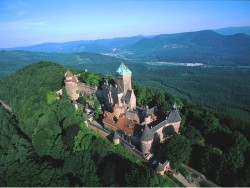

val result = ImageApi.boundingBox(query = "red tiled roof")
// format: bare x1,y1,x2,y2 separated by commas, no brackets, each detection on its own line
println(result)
103,114,139,136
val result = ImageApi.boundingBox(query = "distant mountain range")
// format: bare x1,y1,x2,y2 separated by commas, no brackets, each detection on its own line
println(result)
125,30,250,65
214,26,250,35
3,35,149,53
1,26,250,66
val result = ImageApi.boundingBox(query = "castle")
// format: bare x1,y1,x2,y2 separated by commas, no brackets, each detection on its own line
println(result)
64,63,181,157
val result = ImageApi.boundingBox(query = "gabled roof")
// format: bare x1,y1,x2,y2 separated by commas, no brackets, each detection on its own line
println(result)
116,63,132,76
65,70,73,77
151,120,168,132
151,110,181,132
141,124,154,142
166,110,181,124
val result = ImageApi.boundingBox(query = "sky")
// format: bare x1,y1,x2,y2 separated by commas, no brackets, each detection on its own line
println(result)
0,0,250,48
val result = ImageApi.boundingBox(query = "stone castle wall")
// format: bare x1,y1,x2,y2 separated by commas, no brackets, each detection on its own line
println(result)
155,121,181,142
77,83,97,95
65,82,79,100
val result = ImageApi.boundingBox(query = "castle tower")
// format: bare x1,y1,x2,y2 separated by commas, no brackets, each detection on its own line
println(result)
64,70,79,100
140,125,154,154
156,161,170,176
164,102,181,134
156,163,165,176
115,63,132,96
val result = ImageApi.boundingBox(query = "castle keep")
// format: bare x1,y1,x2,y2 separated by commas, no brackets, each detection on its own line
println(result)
96,63,136,111
63,63,181,157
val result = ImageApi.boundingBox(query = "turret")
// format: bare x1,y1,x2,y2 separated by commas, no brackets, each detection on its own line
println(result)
156,161,170,176
113,133,120,145
140,124,154,154
173,102,179,111
166,102,181,133
64,70,79,100
156,163,165,175
65,70,73,80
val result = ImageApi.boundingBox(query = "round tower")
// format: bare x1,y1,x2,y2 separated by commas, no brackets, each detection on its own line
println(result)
65,70,73,81
113,133,120,145
64,70,79,100
140,124,154,154
156,163,165,175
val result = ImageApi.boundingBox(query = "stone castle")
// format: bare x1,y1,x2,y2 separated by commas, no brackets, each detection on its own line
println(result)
63,63,181,157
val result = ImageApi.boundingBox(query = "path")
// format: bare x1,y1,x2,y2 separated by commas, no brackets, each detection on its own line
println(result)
0,100,12,112
173,172,197,187
180,163,219,187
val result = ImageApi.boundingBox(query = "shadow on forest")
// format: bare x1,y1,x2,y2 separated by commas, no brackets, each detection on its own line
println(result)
205,131,233,152
97,153,133,186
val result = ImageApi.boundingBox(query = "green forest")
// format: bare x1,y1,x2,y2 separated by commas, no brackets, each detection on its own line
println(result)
0,62,176,187
0,62,249,186
1,50,250,124
133,82,250,186
135,65,250,123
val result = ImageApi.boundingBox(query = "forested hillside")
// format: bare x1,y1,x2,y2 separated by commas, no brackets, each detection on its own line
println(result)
214,26,250,35
1,50,250,125
133,83,250,186
0,62,175,186
0,62,249,186
3,29,250,66
0,50,128,79
127,30,250,65
2,36,146,53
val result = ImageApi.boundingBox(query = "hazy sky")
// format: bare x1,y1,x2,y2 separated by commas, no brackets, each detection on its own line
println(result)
0,0,250,48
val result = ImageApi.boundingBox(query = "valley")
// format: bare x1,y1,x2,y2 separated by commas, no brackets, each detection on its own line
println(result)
1,49,250,123
135,64,250,123
1,0,249,186
1,29,250,125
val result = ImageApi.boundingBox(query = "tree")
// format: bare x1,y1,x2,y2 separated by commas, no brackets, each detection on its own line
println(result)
165,134,192,169
233,131,250,153
80,72,101,86
224,148,245,173
133,83,147,105
199,145,214,174
93,98,102,120
154,90,171,113
183,125,204,144
201,112,220,134
46,91,57,104
0,62,179,187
